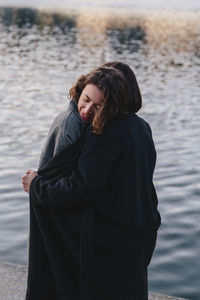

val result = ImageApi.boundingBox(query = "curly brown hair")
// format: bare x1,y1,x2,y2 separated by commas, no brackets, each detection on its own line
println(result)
69,66,129,134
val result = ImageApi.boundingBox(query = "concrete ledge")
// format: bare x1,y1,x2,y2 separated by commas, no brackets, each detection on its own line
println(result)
0,260,188,300
148,291,188,300
0,261,27,300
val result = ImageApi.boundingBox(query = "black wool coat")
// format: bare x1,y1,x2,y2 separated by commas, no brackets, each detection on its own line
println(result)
26,113,161,300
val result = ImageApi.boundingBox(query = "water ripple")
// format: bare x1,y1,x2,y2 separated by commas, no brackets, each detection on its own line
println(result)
0,6,200,299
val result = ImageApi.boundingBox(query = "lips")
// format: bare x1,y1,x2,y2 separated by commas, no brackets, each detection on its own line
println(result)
80,113,92,122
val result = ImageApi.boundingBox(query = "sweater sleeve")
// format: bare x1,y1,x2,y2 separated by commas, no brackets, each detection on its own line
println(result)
30,124,123,208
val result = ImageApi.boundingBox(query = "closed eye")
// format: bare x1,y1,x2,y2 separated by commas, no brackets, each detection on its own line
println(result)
95,104,101,110
83,98,90,102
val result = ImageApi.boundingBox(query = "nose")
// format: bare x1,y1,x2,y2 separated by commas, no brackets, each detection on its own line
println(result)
84,104,93,116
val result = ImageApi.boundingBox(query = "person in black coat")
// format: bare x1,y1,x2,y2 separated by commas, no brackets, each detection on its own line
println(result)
22,63,161,300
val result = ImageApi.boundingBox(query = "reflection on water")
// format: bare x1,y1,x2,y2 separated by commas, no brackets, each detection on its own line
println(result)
0,6,200,300
0,7,76,31
1,7,200,55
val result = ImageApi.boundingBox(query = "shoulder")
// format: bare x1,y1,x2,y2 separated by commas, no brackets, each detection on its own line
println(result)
84,115,128,151
63,100,85,143
117,113,153,136
83,113,153,144
102,113,154,146
100,113,152,137
66,109,84,133
132,114,153,138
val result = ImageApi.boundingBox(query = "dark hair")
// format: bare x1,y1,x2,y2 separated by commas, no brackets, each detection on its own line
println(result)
69,66,128,134
102,62,142,113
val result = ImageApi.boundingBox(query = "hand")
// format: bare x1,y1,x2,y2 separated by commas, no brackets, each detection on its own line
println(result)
22,169,38,193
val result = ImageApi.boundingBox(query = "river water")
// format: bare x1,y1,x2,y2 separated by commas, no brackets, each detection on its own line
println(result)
0,2,200,299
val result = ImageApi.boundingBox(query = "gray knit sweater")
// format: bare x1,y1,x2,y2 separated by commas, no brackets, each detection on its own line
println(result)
39,100,86,168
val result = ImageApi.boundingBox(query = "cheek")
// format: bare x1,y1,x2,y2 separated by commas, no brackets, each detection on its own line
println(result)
78,98,84,112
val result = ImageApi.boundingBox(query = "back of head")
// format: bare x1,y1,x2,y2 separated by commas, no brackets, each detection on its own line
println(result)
87,66,129,134
102,62,142,113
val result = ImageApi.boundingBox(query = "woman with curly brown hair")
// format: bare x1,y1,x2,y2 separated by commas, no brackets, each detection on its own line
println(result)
22,63,160,300
37,65,127,171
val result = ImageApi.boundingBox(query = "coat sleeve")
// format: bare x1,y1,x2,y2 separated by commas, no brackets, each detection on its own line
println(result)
30,124,123,208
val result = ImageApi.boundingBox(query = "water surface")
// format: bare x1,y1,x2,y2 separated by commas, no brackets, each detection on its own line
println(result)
0,5,200,300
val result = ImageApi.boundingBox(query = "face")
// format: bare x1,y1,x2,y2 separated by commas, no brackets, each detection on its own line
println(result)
78,84,104,123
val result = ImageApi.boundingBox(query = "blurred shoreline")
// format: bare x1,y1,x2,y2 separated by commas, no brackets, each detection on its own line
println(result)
0,6,200,56
0,0,200,12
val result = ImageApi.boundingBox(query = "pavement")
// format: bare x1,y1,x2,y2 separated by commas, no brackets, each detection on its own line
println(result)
0,260,188,300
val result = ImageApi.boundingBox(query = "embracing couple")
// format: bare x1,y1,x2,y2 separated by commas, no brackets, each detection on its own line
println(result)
22,62,161,300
